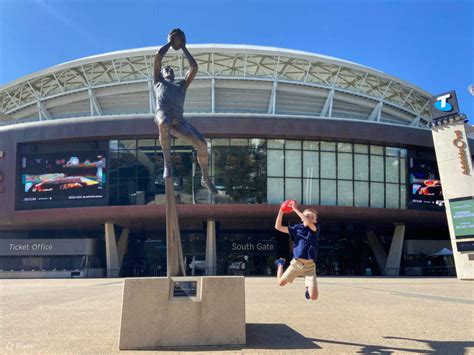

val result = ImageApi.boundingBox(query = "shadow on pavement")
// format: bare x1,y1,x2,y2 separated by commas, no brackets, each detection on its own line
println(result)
245,323,320,350
309,337,429,354
307,336,474,354
384,336,474,354
122,328,474,353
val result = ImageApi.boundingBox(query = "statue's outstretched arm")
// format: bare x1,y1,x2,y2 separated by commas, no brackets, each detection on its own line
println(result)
154,42,171,84
182,37,198,90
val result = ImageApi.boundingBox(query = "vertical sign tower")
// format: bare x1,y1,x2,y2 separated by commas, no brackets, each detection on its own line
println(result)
430,90,474,280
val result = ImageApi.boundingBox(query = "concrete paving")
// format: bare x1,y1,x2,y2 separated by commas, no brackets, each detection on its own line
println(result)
0,277,473,354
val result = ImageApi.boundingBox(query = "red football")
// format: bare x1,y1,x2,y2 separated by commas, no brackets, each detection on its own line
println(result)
280,200,296,213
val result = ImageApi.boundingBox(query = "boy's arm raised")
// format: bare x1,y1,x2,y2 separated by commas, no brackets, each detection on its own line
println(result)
275,209,289,234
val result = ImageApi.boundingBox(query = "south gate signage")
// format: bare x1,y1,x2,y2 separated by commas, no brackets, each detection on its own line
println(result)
219,235,277,256
231,241,275,252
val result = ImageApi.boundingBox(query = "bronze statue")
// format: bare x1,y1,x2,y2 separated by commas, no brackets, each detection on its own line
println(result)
153,28,218,195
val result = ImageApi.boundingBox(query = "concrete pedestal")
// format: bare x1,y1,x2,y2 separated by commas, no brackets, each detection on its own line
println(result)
118,276,246,349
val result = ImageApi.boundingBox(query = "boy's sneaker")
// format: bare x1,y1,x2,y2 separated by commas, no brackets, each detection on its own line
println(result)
274,258,286,267
305,287,310,300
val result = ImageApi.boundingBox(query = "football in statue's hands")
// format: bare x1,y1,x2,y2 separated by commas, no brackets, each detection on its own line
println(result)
168,29,184,50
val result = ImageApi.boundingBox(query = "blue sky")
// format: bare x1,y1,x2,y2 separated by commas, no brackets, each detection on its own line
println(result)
1,0,472,120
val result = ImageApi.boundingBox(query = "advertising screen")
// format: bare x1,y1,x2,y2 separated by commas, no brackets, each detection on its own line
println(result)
16,143,108,210
408,157,444,211
449,197,474,239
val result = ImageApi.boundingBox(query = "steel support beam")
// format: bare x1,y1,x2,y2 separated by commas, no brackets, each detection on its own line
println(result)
410,116,421,127
368,101,383,121
88,88,103,116
267,81,277,114
320,88,335,117
211,78,216,113
37,101,52,120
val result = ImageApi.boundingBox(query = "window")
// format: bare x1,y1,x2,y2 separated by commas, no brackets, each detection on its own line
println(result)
354,155,369,181
321,152,336,179
285,150,301,177
370,182,384,208
386,156,399,183
355,181,369,207
268,178,284,204
321,180,336,205
107,138,408,209
303,178,319,204
303,151,319,178
386,183,399,208
338,153,353,180
370,155,384,182
267,150,284,176
338,180,353,206
285,178,302,201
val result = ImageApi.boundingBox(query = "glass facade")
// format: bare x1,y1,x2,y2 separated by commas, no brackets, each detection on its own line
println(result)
118,224,387,277
119,230,282,277
109,138,407,209
210,138,267,204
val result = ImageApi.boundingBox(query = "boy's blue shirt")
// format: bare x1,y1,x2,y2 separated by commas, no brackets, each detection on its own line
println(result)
288,223,320,261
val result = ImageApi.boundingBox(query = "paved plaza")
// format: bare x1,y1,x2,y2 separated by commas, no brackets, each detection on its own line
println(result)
0,277,473,354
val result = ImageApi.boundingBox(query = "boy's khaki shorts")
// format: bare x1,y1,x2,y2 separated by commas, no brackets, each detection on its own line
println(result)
282,258,318,288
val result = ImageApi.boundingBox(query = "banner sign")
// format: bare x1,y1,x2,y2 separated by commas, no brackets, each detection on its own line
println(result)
449,197,474,239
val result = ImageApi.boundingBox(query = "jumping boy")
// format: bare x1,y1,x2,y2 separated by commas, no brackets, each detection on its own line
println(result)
274,201,320,300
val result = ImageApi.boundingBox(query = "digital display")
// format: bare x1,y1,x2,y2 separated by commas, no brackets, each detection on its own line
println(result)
408,157,444,211
449,197,474,239
16,144,108,210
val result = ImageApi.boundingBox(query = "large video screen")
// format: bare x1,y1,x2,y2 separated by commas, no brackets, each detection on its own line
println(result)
408,157,444,211
16,142,108,210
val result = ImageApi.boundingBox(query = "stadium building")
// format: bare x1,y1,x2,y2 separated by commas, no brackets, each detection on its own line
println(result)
0,45,471,278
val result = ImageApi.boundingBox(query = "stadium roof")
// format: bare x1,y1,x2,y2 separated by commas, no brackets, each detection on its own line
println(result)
0,44,433,127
